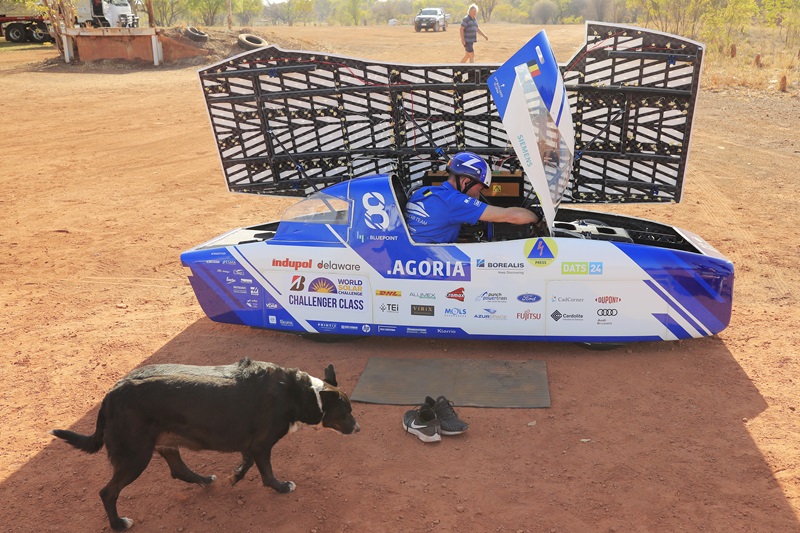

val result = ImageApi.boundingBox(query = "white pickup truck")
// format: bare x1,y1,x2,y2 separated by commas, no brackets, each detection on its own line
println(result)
413,7,450,32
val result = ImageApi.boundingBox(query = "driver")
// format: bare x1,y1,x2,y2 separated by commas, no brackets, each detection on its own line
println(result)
405,152,541,243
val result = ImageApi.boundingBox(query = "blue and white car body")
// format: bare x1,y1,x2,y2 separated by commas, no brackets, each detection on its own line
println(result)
182,23,733,343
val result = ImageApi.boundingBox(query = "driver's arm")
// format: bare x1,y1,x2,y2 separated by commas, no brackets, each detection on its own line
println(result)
479,205,539,225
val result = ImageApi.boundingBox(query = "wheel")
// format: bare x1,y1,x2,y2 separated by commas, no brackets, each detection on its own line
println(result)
185,26,209,43
27,25,50,44
5,23,28,43
237,33,268,50
415,25,421,32
443,21,447,31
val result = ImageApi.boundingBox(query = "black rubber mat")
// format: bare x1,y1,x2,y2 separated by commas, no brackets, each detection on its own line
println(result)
351,358,550,408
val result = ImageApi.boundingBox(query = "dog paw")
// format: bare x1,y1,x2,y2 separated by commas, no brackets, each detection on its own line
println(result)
111,517,133,530
276,481,296,494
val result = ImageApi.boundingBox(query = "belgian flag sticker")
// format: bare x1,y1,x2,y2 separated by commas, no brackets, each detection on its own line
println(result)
527,59,541,79
524,237,557,267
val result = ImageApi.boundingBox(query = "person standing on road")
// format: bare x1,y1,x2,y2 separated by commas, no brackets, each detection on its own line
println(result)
460,4,488,63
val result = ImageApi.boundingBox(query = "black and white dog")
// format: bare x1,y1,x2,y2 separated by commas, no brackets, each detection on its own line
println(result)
51,359,359,531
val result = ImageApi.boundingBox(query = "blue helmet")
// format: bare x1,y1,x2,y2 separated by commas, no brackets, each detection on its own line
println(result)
447,152,491,188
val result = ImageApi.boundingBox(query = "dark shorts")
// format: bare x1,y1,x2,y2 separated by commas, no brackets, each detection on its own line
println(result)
464,41,474,53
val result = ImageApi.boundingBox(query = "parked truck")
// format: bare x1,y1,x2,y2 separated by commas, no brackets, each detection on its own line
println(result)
74,0,139,28
0,14,51,43
413,7,450,32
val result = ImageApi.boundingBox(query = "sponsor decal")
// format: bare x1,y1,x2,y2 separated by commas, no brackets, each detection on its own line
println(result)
517,293,542,303
436,328,458,334
362,325,371,333
363,192,390,231
211,251,228,256
246,300,259,308
341,324,360,331
273,258,313,270
288,294,364,310
215,268,230,274
250,287,259,296
290,275,306,291
597,309,618,316
388,259,467,279
203,260,220,264
551,296,584,303
317,260,361,271
516,310,542,321
406,327,428,334
550,310,584,322
268,316,277,324
309,277,337,293
379,303,399,313
474,309,507,320
316,322,337,332
410,292,436,300
370,235,398,241
476,259,525,270
376,289,401,297
336,278,363,295
475,291,508,303
265,302,279,309
226,277,236,284
279,319,294,327
595,296,622,304
378,325,397,333
447,288,465,302
561,261,604,275
240,278,253,284
411,305,435,316
233,286,247,294
443,308,467,317
525,238,558,267
233,269,244,275
222,260,237,265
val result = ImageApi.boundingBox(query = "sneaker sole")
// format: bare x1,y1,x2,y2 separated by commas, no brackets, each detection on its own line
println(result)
440,428,467,436
403,421,441,442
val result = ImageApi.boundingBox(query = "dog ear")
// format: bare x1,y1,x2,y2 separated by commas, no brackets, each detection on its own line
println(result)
323,364,338,387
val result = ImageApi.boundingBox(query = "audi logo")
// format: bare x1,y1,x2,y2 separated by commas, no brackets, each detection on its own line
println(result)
597,308,618,316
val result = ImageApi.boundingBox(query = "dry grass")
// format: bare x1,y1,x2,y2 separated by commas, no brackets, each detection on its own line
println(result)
702,25,799,93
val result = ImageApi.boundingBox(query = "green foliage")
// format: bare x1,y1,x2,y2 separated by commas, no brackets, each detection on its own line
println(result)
234,0,263,25
152,0,185,26
492,3,528,22
187,0,226,25
626,0,710,38
0,0,40,14
763,0,800,44
701,0,759,48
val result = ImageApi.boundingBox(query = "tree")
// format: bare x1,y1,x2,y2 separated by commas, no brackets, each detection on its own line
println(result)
189,0,226,25
475,0,498,22
234,0,263,25
152,0,186,26
627,0,710,38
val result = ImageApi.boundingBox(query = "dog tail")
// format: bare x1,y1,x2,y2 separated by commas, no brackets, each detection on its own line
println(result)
50,403,107,454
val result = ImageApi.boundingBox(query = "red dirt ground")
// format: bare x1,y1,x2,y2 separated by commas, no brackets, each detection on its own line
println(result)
2,24,799,532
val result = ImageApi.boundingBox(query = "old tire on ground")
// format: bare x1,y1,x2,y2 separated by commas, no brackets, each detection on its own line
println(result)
5,23,28,43
27,25,50,43
185,26,209,42
237,33,268,50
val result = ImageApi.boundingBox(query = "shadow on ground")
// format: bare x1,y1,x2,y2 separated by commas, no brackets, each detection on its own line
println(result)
2,318,795,532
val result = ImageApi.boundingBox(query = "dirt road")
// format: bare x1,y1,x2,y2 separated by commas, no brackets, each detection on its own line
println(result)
2,24,799,532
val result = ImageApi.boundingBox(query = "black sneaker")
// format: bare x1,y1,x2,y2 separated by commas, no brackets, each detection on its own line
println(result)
403,403,441,442
426,396,468,435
